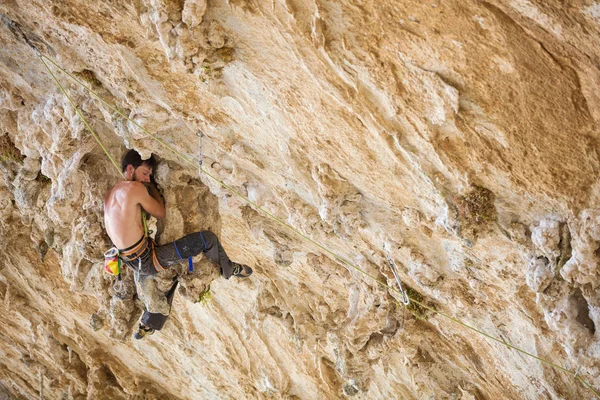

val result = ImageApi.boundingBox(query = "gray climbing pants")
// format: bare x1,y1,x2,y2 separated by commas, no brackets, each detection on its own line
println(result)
121,230,238,279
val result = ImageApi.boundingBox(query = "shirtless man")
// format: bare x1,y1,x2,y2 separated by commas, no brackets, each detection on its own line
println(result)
104,149,252,339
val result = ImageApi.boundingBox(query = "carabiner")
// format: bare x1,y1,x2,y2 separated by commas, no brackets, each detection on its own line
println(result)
384,248,410,306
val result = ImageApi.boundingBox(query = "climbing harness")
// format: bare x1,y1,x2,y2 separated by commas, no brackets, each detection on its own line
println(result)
383,246,410,306
118,236,165,275
39,54,600,398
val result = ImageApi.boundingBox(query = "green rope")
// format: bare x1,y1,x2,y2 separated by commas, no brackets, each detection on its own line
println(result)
40,55,599,397
42,57,151,237
40,57,124,179
40,55,196,167
142,210,149,237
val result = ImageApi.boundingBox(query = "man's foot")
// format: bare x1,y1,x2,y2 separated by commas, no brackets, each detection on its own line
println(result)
232,262,253,278
133,323,155,340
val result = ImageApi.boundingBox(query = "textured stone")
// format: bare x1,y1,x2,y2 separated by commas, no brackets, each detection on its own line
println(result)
1,0,600,398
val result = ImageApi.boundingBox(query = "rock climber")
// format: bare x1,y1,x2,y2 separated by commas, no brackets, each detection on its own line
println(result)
103,149,252,339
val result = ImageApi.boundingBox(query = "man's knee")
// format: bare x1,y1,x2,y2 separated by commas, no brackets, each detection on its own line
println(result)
199,231,217,249
176,232,210,257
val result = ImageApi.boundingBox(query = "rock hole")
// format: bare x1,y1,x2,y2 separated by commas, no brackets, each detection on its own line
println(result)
74,69,100,86
264,305,283,318
415,346,435,365
362,332,383,352
557,223,572,271
573,288,595,335
342,379,360,396
380,314,400,335
102,365,120,388
319,357,342,390
594,245,600,259
536,255,549,265
0,134,24,163
35,171,51,184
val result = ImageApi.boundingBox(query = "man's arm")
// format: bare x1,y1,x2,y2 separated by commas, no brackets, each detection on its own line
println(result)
134,182,166,219
146,182,164,207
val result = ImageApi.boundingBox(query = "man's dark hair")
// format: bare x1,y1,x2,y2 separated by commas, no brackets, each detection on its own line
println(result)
121,149,157,172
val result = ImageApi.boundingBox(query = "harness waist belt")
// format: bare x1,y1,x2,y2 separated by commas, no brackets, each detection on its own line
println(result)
119,235,149,261
118,235,166,274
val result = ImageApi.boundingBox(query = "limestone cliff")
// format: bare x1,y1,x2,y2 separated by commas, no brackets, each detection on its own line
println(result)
1,0,600,398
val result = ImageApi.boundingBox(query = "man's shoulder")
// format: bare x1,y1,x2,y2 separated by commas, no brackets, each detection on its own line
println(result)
107,181,146,200
125,182,152,202
114,180,145,191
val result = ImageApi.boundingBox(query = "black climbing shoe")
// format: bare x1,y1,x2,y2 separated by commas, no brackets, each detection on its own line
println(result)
133,324,155,340
232,262,253,278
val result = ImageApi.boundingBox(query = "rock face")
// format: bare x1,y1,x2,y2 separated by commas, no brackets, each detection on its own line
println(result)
0,0,599,398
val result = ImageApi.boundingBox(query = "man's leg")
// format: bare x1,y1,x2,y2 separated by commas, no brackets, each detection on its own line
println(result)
138,279,179,332
156,231,251,279
138,275,171,315
196,231,237,279
132,256,178,339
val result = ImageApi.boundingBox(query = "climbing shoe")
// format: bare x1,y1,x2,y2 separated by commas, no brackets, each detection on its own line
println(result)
232,262,253,278
133,323,155,340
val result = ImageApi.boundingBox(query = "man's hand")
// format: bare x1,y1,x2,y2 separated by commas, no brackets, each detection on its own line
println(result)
144,181,165,206
150,173,158,186
134,181,166,219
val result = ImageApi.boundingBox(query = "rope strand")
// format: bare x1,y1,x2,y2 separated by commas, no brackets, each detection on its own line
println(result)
39,54,599,398
40,57,125,179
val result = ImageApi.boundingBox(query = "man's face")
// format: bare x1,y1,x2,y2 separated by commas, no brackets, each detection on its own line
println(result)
130,164,153,183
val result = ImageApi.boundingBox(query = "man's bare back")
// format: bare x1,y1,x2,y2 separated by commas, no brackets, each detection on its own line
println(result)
104,163,165,249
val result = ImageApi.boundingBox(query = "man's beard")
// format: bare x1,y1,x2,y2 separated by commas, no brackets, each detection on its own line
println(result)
132,168,143,182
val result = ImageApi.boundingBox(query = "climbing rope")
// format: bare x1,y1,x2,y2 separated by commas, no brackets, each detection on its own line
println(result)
41,56,152,239
40,56,124,179
39,55,599,397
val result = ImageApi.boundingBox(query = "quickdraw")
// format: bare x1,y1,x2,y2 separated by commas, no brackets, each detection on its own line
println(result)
384,245,410,306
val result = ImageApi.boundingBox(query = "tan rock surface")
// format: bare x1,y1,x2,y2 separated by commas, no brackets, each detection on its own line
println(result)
1,0,600,398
